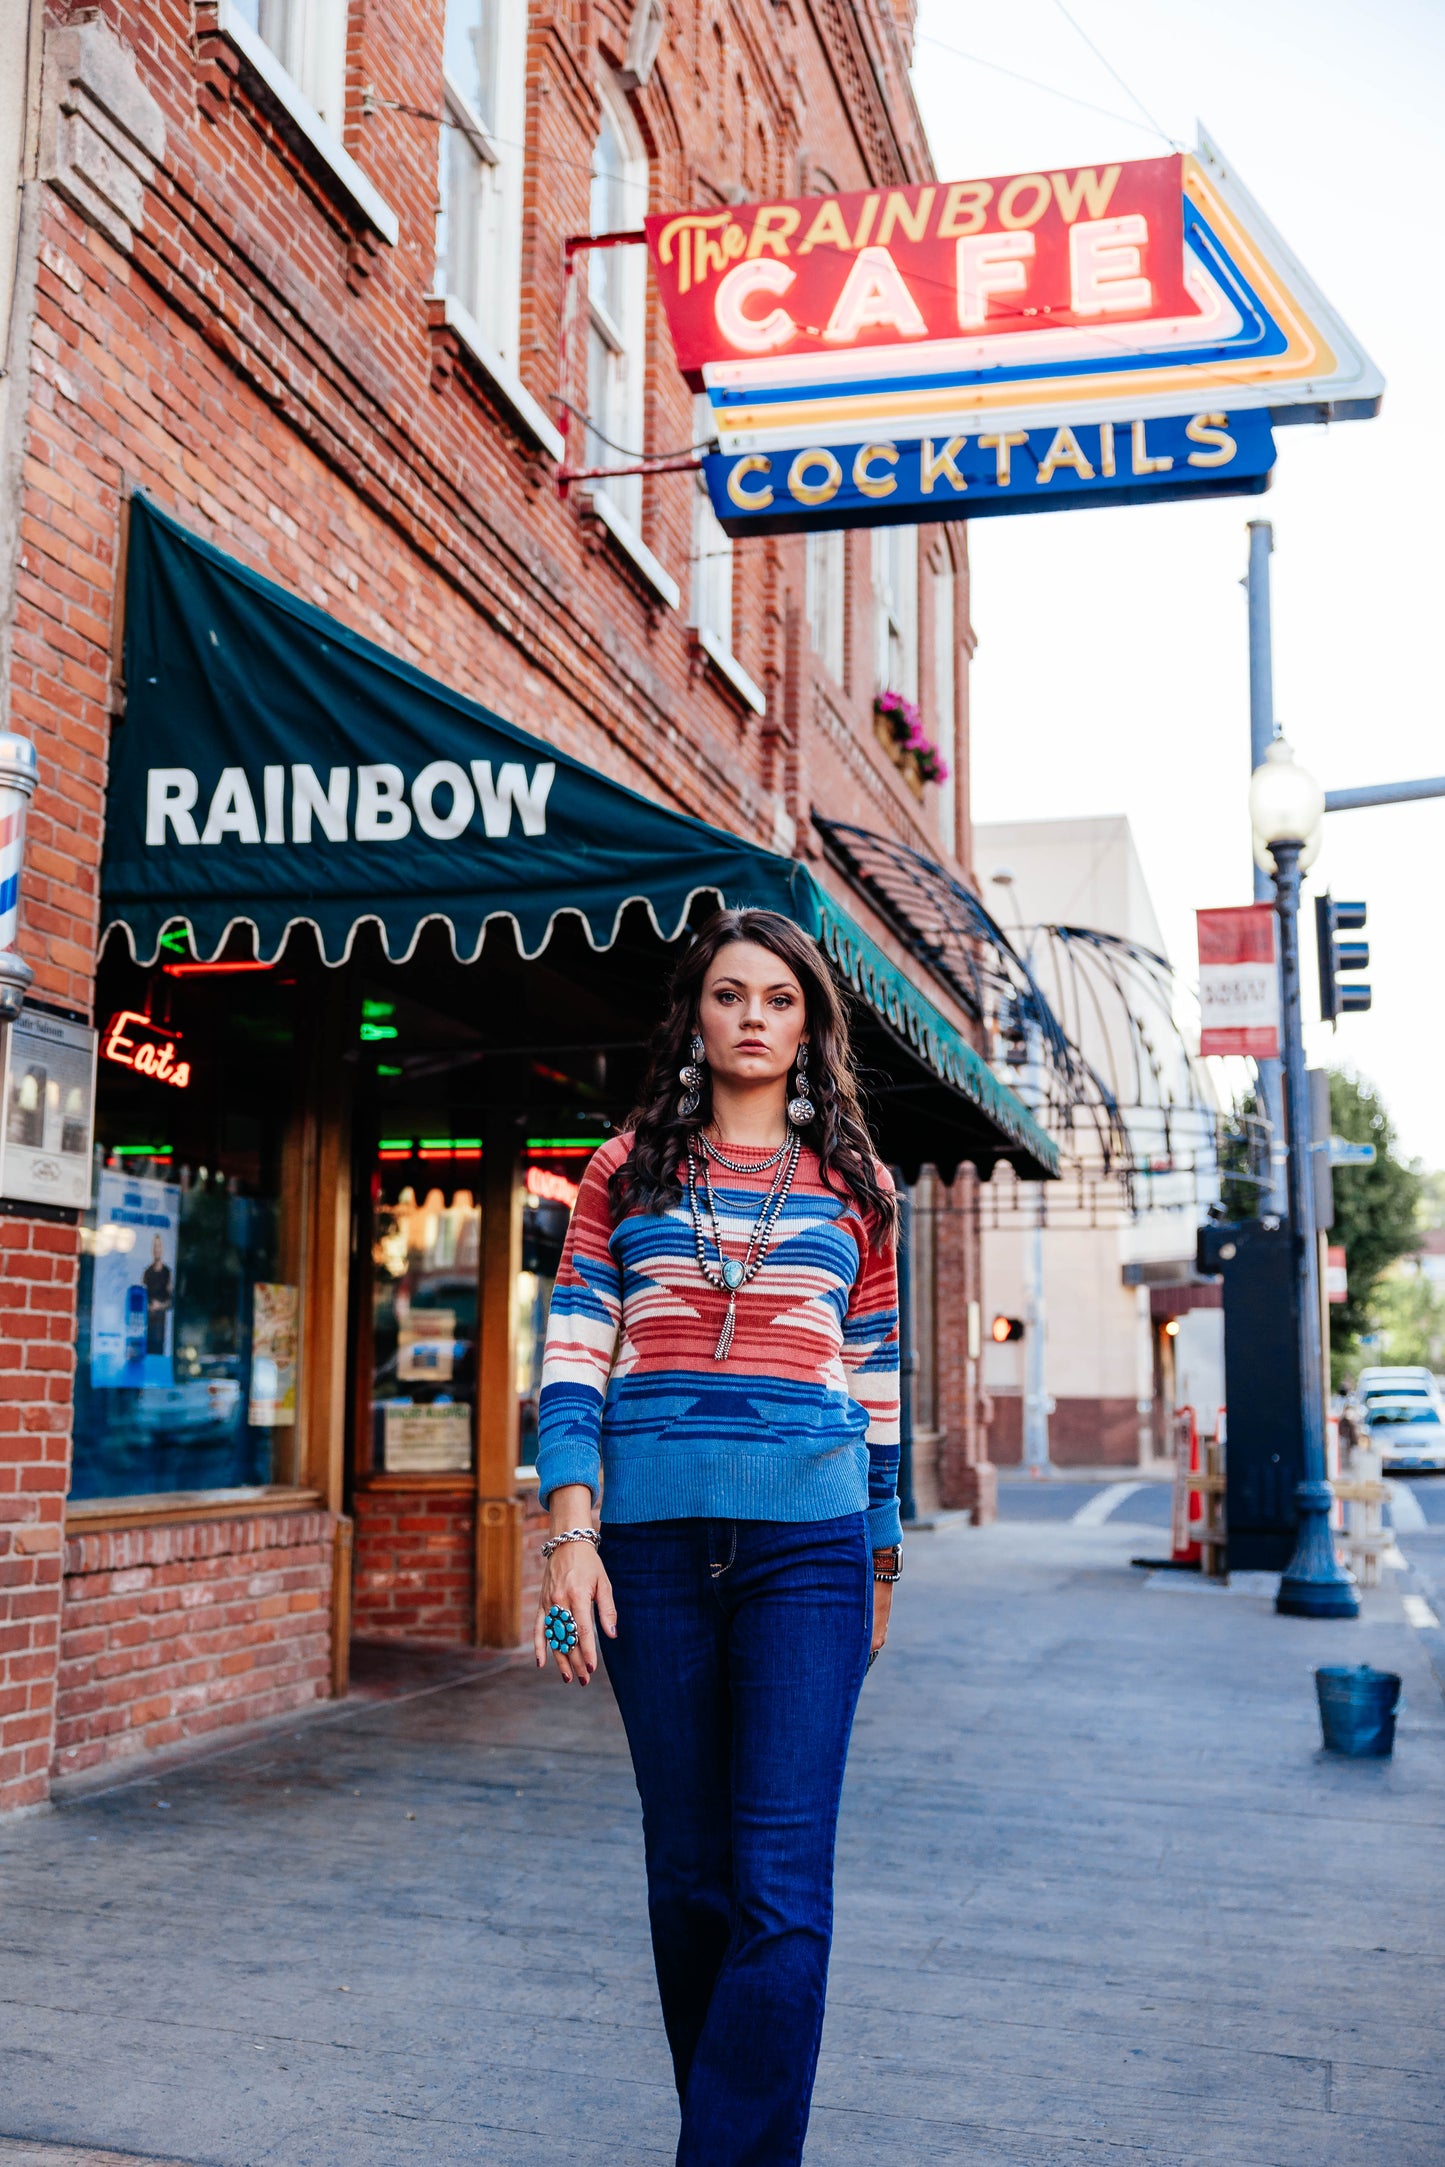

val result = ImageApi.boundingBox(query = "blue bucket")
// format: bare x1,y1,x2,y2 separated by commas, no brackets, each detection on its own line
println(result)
1314,1665,1401,1757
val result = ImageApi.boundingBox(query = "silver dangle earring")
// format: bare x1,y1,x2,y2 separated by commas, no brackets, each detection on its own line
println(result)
788,1043,816,1129
678,1032,705,1119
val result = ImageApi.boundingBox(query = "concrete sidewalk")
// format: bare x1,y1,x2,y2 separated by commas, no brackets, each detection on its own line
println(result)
2,1519,1443,2167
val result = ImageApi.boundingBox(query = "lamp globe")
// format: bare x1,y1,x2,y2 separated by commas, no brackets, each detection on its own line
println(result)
1249,736,1324,875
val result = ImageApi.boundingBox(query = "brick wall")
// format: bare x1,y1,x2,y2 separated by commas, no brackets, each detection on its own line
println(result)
936,1169,996,1523
352,1490,473,1646
53,1509,334,1780
521,1492,547,1638
988,1396,1141,1469
352,1492,560,1652
0,1216,79,1815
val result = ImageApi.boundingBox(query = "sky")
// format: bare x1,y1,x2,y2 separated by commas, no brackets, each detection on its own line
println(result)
912,0,1445,1168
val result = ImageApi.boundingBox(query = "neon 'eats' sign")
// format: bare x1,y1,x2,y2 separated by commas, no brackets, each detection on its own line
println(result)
102,1011,191,1088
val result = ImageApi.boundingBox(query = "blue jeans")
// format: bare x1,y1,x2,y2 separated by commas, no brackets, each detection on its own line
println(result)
600,1513,872,2167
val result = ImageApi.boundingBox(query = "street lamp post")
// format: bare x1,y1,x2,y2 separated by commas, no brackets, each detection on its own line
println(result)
1248,741,1359,1620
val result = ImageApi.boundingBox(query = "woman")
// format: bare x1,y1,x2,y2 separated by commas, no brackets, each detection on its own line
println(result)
534,907,901,2167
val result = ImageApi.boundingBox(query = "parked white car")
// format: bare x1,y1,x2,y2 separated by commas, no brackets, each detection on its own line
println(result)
1363,1396,1445,1473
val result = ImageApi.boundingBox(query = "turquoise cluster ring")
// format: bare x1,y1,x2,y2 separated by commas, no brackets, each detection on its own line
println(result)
544,1604,580,1655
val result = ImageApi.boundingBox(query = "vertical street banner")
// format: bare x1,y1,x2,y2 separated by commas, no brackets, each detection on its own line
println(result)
1197,904,1280,1059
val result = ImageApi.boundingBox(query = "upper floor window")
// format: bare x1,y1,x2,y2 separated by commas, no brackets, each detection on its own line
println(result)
436,0,527,366
805,529,845,685
872,526,918,698
233,0,347,131
587,77,648,532
690,397,733,650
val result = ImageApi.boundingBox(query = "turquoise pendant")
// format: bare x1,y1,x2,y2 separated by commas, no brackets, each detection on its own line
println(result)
722,1260,745,1291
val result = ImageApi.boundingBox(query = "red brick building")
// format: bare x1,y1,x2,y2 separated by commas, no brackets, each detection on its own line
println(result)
0,0,1052,1816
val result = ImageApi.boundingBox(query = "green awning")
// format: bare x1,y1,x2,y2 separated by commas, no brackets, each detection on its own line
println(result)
103,496,798,964
102,495,1055,1178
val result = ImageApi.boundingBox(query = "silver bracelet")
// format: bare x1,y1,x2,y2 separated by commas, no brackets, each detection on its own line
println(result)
541,1527,600,1561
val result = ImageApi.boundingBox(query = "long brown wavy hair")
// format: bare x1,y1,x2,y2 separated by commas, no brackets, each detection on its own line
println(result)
609,908,897,1240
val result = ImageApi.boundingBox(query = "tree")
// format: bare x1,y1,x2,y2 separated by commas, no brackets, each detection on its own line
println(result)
1327,1069,1422,1382
1373,1271,1445,1370
1416,1169,1445,1232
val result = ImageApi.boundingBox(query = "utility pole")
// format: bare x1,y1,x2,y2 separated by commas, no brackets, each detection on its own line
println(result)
1246,522,1288,1218
1248,742,1359,1618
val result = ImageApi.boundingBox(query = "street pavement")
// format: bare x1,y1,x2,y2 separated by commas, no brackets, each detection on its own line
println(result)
2,1512,1443,2167
994,1469,1445,1530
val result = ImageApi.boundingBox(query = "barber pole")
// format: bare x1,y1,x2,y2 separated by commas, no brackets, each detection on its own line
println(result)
0,732,38,1019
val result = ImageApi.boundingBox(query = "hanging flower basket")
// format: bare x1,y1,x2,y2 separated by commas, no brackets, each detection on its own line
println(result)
873,691,949,797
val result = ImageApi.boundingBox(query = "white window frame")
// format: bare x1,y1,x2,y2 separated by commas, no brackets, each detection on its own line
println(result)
689,395,731,624
872,525,918,699
585,75,649,538
931,562,958,854
686,399,762,711
435,0,526,373
805,528,846,686
690,465,734,653
216,0,398,245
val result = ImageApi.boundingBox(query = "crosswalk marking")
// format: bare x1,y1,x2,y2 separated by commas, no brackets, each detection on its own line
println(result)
1071,1481,1148,1527
1402,1593,1440,1631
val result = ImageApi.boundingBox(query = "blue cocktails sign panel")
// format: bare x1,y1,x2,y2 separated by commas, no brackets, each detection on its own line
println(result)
707,410,1275,533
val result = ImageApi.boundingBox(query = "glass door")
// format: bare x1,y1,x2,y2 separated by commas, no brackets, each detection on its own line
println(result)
366,1155,482,1476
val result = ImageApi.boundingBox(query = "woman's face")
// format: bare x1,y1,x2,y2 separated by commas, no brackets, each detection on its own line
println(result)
696,940,808,1089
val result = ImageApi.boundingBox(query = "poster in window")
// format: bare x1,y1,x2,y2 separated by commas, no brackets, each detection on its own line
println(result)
397,1305,457,1383
89,1170,181,1388
383,1402,473,1473
0,1009,97,1210
249,1282,299,1427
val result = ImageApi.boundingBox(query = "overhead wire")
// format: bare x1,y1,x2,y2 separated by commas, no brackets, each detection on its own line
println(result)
911,31,1167,142
1047,0,1181,148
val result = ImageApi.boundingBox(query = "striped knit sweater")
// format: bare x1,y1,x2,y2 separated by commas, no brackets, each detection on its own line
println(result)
536,1133,902,1547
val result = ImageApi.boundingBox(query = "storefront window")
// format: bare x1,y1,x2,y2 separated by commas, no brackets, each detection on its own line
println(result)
515,1175,573,1466
71,966,306,1501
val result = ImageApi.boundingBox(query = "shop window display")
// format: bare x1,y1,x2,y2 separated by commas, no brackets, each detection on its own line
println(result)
369,1178,480,1474
364,1154,574,1476
516,1184,571,1466
71,965,305,1500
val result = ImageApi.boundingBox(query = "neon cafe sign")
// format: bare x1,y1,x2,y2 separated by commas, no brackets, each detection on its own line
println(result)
102,1011,191,1088
645,135,1381,533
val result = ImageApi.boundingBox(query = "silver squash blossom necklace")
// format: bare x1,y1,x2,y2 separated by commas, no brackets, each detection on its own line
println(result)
686,1132,802,1360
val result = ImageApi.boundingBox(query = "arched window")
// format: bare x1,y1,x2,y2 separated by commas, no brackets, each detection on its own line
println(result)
435,0,527,369
689,394,733,649
587,75,649,533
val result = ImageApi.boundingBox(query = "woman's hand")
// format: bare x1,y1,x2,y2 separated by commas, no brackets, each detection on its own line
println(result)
534,1536,616,1686
871,1577,893,1661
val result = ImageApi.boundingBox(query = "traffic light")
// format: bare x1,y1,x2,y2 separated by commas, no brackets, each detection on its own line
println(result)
1315,895,1371,1022
991,1314,1025,1343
